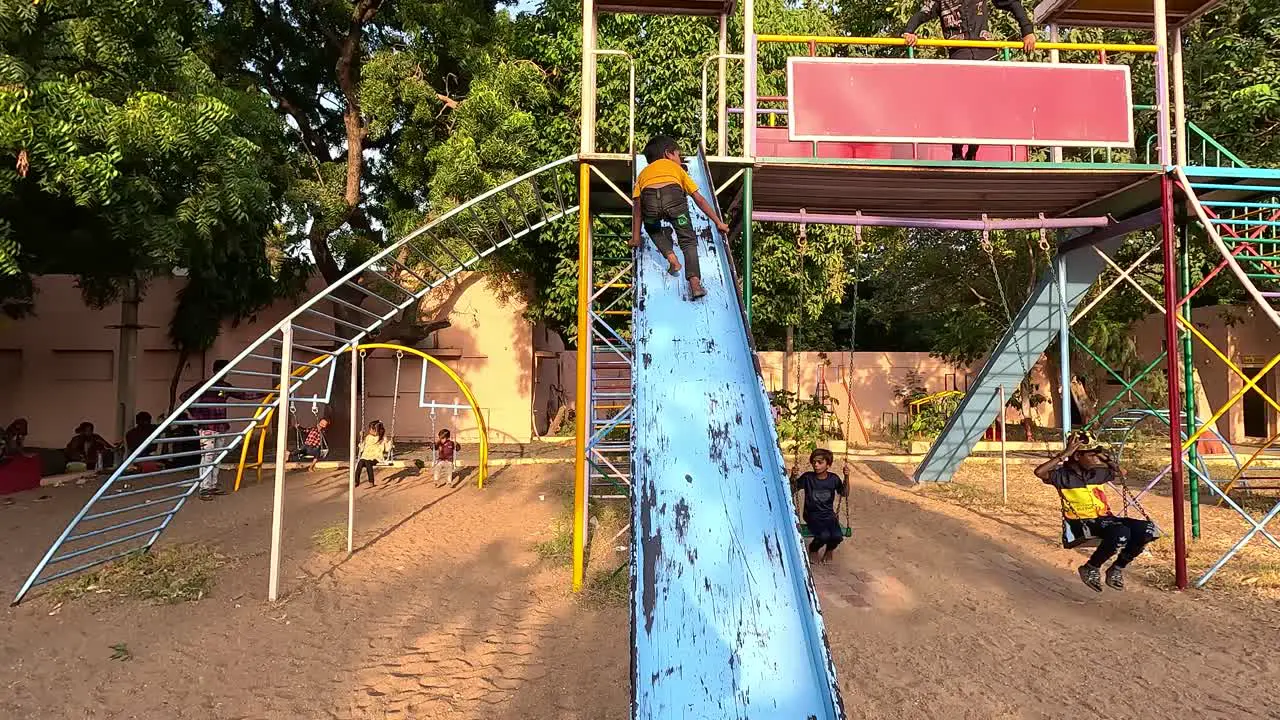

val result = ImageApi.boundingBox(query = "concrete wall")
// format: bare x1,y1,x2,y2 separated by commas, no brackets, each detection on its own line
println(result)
0,274,546,449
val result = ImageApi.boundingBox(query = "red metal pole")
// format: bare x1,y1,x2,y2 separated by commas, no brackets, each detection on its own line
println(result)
1161,173,1189,590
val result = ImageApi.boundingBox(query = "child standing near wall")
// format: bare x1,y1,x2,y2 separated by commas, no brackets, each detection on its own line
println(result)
433,428,459,487
630,135,730,300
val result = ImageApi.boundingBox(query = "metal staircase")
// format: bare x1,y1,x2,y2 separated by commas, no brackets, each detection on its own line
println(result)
13,156,581,605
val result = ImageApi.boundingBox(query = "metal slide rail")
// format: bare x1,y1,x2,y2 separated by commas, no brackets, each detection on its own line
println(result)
630,151,844,718
13,156,581,605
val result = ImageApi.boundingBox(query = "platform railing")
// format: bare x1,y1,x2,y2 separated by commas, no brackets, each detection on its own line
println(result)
702,35,1165,168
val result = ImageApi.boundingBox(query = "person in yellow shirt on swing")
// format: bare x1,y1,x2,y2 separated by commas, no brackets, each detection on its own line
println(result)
630,136,730,300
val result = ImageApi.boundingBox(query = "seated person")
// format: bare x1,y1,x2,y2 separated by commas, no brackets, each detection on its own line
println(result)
65,421,114,472
2,417,28,458
1034,432,1157,592
125,411,157,455
295,417,330,471
790,448,849,565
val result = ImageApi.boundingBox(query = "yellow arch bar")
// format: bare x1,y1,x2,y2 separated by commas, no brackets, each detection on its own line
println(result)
233,343,489,490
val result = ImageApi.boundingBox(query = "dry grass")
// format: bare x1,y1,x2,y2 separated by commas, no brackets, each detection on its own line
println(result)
49,544,228,605
312,524,347,553
581,562,630,608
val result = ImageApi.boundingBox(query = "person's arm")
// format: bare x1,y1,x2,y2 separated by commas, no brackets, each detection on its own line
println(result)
630,199,643,247
1033,437,1081,481
903,0,939,44
837,475,849,498
993,0,1036,51
690,190,730,233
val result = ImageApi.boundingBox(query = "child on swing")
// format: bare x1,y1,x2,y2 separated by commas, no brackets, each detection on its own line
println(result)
791,448,848,564
355,420,390,488
299,416,330,472
1034,430,1157,592
433,428,459,487
630,135,730,300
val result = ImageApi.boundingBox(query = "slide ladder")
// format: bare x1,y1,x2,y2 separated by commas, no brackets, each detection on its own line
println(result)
629,151,845,718
13,157,580,605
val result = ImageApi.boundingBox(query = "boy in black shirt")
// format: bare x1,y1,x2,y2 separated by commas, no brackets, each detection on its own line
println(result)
791,448,848,564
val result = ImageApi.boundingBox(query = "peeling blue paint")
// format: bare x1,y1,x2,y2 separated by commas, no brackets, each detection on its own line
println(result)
630,154,846,719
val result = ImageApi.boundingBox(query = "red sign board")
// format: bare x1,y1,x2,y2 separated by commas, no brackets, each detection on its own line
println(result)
787,58,1133,148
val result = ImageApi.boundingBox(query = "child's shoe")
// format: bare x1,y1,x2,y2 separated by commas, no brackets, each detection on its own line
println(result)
1077,564,1103,592
689,278,707,300
1105,565,1125,590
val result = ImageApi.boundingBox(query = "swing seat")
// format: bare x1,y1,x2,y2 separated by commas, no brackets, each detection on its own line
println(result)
797,523,853,539
1061,516,1160,550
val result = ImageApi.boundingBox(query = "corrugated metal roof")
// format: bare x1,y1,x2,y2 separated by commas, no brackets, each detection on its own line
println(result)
1033,0,1225,29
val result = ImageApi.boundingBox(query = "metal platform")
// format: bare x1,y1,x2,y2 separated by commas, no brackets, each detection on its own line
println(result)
596,0,734,16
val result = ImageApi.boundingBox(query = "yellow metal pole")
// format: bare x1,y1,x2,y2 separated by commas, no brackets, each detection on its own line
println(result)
572,162,591,592
1184,354,1280,449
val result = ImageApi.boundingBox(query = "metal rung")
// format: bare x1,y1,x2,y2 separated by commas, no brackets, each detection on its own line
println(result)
128,445,236,464
595,283,633,289
290,324,350,344
601,310,632,316
226,368,286,379
168,417,257,426
589,494,630,500
1191,183,1280,193
268,337,334,356
205,386,275,395
343,280,401,308
67,510,176,543
84,492,189,522
190,402,272,408
1216,219,1280,227
35,548,140,588
386,257,437,292
327,293,386,321
52,526,164,564
105,477,199,501
304,307,369,333
247,353,327,368
365,269,418,299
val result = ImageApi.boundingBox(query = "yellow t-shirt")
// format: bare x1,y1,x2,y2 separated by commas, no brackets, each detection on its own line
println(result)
633,158,699,198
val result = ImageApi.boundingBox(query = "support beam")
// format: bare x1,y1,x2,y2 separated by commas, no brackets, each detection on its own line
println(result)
1057,207,1162,255
718,14,728,157
752,211,1110,231
268,325,292,602
1172,25,1187,167
347,341,358,554
1154,0,1173,167
743,168,754,324
114,277,141,443
743,0,756,158
580,0,598,154
572,163,592,592
1161,173,1189,590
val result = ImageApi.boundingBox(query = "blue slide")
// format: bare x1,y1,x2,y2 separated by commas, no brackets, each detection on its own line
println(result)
629,152,846,719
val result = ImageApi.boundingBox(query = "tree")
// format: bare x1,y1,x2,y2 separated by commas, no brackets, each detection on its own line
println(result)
0,0,295,303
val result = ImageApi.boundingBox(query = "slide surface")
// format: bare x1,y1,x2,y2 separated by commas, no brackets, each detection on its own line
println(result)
629,152,845,719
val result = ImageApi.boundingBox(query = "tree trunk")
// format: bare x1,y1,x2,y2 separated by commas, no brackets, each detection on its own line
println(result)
1070,376,1097,427
168,348,192,414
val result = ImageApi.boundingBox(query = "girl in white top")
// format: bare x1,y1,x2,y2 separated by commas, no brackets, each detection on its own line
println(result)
355,420,390,487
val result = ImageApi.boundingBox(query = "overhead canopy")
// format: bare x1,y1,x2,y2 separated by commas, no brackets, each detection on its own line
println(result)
596,0,734,16
1033,0,1224,28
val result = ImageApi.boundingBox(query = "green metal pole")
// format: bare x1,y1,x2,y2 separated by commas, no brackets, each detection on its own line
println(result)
743,167,754,325
1179,199,1200,538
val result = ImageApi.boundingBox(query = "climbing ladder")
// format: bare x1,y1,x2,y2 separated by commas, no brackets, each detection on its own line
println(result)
588,216,635,500
13,157,581,605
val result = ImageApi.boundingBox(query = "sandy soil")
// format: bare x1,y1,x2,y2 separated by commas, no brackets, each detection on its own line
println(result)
2,457,1279,719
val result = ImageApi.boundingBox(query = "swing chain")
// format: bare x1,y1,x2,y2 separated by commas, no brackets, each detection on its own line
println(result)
1037,213,1051,255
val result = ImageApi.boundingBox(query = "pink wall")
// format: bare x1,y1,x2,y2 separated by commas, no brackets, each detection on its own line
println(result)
0,274,548,449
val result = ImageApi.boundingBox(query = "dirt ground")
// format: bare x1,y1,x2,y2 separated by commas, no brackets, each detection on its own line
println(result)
2,457,1279,719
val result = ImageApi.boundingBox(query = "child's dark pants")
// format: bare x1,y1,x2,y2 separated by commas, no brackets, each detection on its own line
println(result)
640,185,700,280
948,46,999,161
356,458,376,485
1084,516,1154,568
806,514,843,553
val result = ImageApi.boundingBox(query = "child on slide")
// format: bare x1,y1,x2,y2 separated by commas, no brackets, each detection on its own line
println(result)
630,135,730,300
791,448,848,564
1034,431,1157,592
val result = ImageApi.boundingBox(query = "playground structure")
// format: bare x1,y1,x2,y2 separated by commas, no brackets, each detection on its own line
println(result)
231,344,489,491
10,0,1280,716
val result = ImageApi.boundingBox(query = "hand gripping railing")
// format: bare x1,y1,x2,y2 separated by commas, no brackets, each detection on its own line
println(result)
13,155,581,605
